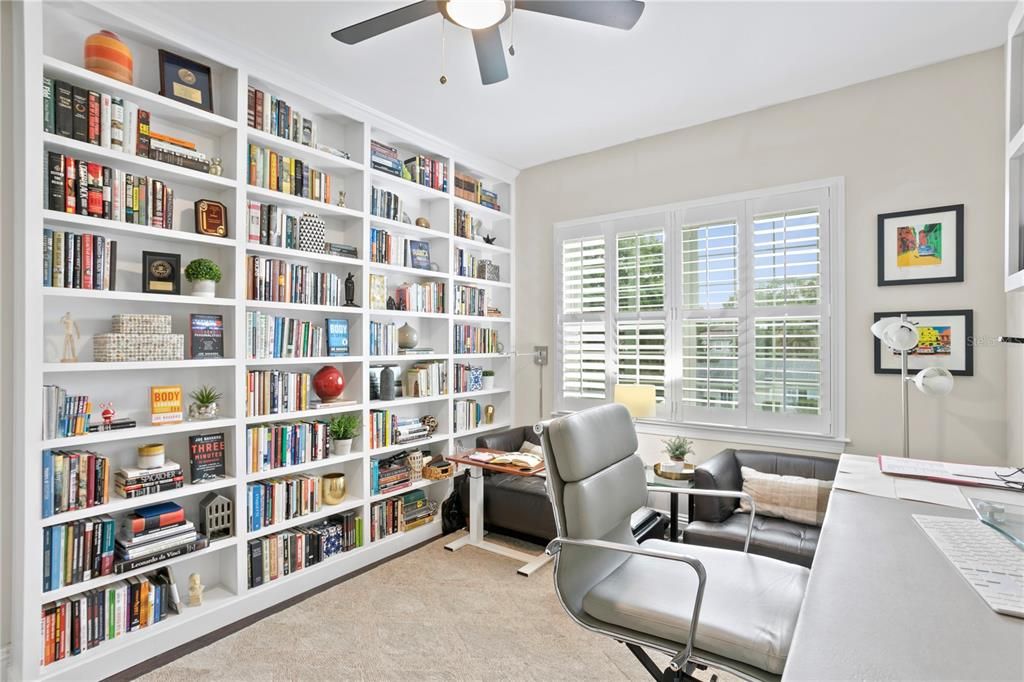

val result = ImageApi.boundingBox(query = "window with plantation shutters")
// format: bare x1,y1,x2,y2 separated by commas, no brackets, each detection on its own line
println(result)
555,180,842,445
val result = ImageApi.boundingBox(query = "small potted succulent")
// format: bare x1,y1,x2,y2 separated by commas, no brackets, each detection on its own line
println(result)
660,435,695,476
328,412,361,456
184,258,222,298
188,385,222,420
482,369,496,390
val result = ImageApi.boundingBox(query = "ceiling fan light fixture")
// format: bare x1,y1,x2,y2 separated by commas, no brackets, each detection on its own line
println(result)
444,0,507,30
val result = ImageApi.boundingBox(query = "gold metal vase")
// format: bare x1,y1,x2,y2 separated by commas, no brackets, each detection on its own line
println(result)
322,472,346,505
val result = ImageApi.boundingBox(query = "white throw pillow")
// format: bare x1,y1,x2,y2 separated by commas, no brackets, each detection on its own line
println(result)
520,441,543,457
737,466,832,526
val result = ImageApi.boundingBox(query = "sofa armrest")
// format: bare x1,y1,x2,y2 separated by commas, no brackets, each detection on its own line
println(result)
476,427,530,453
692,449,743,523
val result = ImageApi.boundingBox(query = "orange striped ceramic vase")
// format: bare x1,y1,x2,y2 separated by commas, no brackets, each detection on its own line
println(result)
84,30,133,84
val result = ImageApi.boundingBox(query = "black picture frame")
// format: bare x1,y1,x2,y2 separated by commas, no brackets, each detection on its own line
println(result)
877,204,964,286
158,49,214,113
142,251,181,295
872,309,974,376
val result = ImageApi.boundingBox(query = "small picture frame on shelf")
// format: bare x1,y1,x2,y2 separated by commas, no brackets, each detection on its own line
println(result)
158,49,214,112
142,251,181,295
194,199,228,238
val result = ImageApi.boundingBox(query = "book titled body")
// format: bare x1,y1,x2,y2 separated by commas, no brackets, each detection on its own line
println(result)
189,313,224,358
325,318,349,356
188,432,226,482
149,385,183,425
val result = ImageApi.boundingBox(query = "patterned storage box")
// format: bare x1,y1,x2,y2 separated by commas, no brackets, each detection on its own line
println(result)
111,314,172,335
476,260,500,282
94,333,184,361
298,213,326,254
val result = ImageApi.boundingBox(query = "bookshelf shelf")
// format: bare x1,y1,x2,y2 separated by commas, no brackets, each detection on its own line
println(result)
453,422,513,439
41,543,235,603
369,477,445,503
451,314,512,323
43,133,237,190
246,496,365,540
247,127,364,174
452,352,512,360
245,451,363,483
41,417,238,449
41,210,236,248
452,388,511,399
245,186,363,219
43,359,236,373
370,168,450,201
14,3,515,677
452,275,512,289
41,477,237,528
244,403,362,425
245,242,363,268
453,195,511,219
44,287,236,307
42,56,239,135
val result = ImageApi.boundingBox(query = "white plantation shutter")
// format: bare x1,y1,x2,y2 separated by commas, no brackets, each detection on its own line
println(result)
680,221,738,310
558,233,609,406
680,318,740,409
617,231,665,312
562,236,606,314
615,230,667,407
753,316,822,415
616,320,666,400
752,210,821,306
561,321,607,400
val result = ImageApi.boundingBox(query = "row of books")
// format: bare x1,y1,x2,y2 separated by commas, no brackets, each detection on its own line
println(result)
42,386,91,440
43,229,118,290
43,78,211,172
246,369,311,417
245,311,326,360
46,151,175,227
245,201,305,249
245,256,346,306
42,450,110,519
247,86,317,148
402,361,448,398
453,363,486,394
454,207,478,240
370,140,401,175
248,144,333,204
453,284,489,317
454,172,501,211
246,474,322,532
368,227,431,269
368,489,437,542
369,320,398,357
370,453,410,496
453,324,500,355
368,410,431,449
453,399,487,433
246,511,361,588
369,186,404,221
455,248,500,281
404,154,449,192
40,566,181,667
114,460,183,500
394,281,446,314
245,420,331,474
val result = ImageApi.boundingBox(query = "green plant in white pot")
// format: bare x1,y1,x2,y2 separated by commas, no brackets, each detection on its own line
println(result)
662,435,694,474
328,413,360,456
184,258,221,298
482,369,496,390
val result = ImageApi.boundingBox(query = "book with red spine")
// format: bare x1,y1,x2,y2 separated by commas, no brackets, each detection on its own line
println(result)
63,156,76,213
87,90,100,145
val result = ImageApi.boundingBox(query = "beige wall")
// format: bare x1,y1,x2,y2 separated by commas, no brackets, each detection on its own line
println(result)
515,49,1009,466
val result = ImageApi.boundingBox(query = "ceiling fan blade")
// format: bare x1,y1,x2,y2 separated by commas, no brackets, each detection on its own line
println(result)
332,1,441,44
472,25,509,85
515,0,645,30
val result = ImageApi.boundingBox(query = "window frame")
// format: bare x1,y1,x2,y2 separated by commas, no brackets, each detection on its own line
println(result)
553,178,847,451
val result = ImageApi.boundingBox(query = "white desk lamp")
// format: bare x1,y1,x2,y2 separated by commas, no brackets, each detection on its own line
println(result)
871,314,955,457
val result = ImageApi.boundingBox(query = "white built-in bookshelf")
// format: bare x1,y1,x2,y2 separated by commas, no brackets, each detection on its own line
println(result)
9,2,517,678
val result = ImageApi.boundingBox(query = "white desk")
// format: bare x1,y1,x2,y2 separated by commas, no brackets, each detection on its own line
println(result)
784,454,1024,681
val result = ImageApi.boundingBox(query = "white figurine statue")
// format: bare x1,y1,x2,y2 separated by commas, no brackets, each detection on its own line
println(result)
60,312,80,363
188,572,204,607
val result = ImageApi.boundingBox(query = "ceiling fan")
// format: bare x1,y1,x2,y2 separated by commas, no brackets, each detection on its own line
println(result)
331,1,645,85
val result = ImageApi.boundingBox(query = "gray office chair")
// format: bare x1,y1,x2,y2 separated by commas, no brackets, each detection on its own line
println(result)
536,404,809,682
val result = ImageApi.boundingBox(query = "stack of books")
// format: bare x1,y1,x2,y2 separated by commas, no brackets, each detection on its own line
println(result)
325,241,358,259
116,502,208,572
246,510,361,588
478,188,500,212
404,361,447,397
245,420,331,474
370,186,403,221
41,449,110,517
145,131,211,173
394,282,445,313
369,320,398,356
370,140,402,176
454,284,488,317
246,474,322,531
245,369,311,417
46,152,175,226
453,324,500,354
370,453,411,495
368,410,432,449
404,154,448,192
369,497,404,541
453,398,484,433
43,229,117,290
42,386,91,439
114,461,183,499
402,489,438,531
453,172,501,211
245,311,325,360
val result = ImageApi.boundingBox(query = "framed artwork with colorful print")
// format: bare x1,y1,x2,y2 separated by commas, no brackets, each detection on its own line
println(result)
877,204,964,286
873,309,974,376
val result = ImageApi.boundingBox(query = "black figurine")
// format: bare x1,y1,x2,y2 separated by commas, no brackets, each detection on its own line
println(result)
386,296,398,310
483,234,497,245
344,272,358,307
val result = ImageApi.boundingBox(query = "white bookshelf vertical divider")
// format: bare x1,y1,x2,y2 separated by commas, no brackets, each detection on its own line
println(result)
8,2,517,678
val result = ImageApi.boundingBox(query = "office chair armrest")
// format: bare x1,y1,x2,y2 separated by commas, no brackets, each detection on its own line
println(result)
646,486,757,553
545,536,706,673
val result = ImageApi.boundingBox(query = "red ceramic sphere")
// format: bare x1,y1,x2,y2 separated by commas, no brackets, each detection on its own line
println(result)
313,365,345,402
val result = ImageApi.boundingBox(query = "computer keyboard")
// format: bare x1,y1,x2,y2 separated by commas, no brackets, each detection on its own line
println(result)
914,515,1024,619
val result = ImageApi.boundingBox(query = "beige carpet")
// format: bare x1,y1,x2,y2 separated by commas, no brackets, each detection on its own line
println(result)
137,533,731,681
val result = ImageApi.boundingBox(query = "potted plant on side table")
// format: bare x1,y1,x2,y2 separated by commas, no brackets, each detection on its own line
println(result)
184,258,222,298
328,413,360,456
656,435,695,479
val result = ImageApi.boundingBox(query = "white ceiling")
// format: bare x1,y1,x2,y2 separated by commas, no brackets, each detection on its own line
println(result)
162,1,1012,169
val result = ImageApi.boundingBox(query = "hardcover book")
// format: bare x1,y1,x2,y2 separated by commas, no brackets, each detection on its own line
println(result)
325,318,349,356
188,432,226,482
408,240,431,270
189,313,224,358
369,274,387,310
149,385,183,425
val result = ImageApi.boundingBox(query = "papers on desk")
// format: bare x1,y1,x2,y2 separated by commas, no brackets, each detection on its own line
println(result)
879,456,1024,492
833,454,970,509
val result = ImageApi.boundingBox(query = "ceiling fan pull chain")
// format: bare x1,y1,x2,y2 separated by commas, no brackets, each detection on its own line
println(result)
508,1,516,56
439,15,448,85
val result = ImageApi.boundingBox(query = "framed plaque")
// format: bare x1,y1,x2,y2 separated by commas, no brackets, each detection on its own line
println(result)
142,251,181,295
158,49,214,112
194,199,228,237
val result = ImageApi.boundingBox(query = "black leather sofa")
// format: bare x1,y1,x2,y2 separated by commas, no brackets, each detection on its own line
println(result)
456,426,667,544
683,449,838,567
